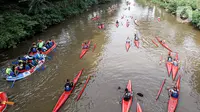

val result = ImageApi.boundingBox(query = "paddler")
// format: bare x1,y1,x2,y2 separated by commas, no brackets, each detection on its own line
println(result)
167,53,173,62
134,34,139,41
37,40,45,51
169,86,179,98
82,42,89,49
6,66,16,77
64,79,73,91
160,40,166,44
46,39,53,49
29,42,38,54
123,88,132,101
126,37,131,43
172,59,178,66
116,20,119,24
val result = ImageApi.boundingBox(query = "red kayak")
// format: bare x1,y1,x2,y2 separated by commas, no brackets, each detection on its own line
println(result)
80,41,91,59
42,40,56,55
76,75,91,101
152,39,158,47
126,42,130,52
155,37,172,52
134,40,139,48
172,53,179,81
168,76,181,112
122,80,132,112
166,62,172,76
52,69,84,112
137,102,142,112
0,92,8,112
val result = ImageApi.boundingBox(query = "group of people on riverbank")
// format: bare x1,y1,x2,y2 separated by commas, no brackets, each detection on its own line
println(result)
5,40,54,77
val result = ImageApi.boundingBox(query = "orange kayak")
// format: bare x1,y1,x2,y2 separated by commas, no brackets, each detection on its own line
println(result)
122,80,132,112
168,76,181,112
134,40,139,48
126,42,130,52
116,23,119,28
80,41,91,59
155,37,172,52
166,62,172,76
137,102,142,112
52,69,84,112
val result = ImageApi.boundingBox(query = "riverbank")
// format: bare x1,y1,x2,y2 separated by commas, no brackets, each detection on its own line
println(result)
149,0,200,29
0,0,118,49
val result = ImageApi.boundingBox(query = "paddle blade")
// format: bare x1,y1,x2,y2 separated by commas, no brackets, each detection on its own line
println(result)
2,101,15,105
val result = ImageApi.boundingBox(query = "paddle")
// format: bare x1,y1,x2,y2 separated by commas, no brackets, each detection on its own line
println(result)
118,86,144,97
92,43,96,52
159,53,163,65
11,80,16,88
1,101,15,105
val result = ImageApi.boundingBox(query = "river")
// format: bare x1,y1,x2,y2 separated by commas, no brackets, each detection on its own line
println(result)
0,0,200,112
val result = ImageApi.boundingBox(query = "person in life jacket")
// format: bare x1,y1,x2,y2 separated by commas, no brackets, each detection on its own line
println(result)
134,33,139,41
30,42,38,54
126,37,131,43
64,79,73,91
37,40,45,51
167,53,173,62
6,66,15,77
169,86,179,98
82,42,89,49
123,88,132,101
173,59,178,66
35,53,44,60
45,39,53,49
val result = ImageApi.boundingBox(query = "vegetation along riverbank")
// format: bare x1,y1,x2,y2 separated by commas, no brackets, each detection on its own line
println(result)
149,0,200,29
0,0,118,49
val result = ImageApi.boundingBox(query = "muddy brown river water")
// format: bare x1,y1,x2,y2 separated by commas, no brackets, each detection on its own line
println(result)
0,0,200,112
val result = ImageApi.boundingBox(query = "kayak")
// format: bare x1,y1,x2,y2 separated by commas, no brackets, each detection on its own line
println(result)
156,79,166,100
126,42,130,52
6,57,45,81
0,92,8,112
52,68,84,112
168,75,181,112
166,62,172,76
42,40,56,55
155,37,172,52
116,23,119,28
137,102,142,112
151,39,159,47
76,75,91,101
80,41,91,59
122,80,132,112
134,40,139,48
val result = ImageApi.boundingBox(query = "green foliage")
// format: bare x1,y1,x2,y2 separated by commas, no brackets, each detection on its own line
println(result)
150,0,200,30
0,0,119,49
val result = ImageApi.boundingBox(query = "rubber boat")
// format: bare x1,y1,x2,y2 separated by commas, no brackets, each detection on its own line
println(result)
0,92,8,112
137,102,142,112
126,42,130,52
42,40,56,55
122,80,132,112
6,57,45,81
52,68,84,112
134,40,139,48
172,53,179,81
80,41,91,59
155,37,172,52
168,75,181,112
